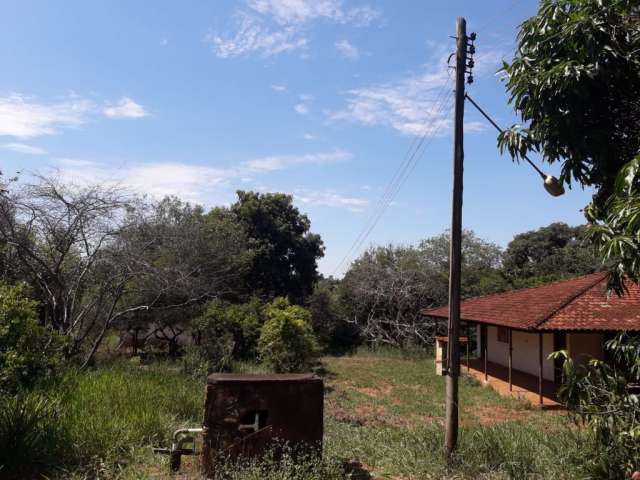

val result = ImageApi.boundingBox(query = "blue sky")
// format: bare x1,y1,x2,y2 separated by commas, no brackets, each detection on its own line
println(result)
0,1,593,276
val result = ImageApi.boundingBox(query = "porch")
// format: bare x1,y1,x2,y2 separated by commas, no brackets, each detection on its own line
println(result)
462,357,560,408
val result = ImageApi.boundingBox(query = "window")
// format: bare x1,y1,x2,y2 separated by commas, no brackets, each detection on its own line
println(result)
497,326,509,344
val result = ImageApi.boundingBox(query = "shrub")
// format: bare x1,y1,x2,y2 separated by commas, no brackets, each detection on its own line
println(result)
0,282,63,392
257,297,318,373
182,339,235,379
194,297,265,359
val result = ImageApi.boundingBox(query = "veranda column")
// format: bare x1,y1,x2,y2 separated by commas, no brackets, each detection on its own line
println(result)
466,323,470,374
538,332,543,406
483,325,488,382
508,328,513,392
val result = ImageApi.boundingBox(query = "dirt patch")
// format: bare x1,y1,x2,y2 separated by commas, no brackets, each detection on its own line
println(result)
466,406,536,426
355,385,393,398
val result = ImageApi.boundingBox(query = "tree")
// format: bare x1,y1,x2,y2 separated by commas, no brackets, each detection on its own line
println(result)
307,277,358,353
340,230,509,347
0,176,132,359
0,177,251,366
418,229,508,301
341,244,440,348
112,196,252,359
498,0,640,289
503,222,600,286
217,191,324,302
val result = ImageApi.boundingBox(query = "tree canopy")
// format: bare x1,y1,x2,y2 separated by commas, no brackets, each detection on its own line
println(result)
503,222,600,286
339,230,509,347
499,0,640,290
217,191,324,302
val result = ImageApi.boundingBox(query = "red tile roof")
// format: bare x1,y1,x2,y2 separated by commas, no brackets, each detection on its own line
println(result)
541,279,640,331
421,272,640,331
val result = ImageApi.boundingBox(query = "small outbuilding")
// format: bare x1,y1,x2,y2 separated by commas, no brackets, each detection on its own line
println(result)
421,272,640,406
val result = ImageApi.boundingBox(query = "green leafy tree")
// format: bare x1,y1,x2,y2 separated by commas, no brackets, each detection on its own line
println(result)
553,333,640,478
503,223,600,287
257,297,318,372
216,191,324,302
418,229,509,301
307,277,359,353
499,0,640,289
0,282,63,392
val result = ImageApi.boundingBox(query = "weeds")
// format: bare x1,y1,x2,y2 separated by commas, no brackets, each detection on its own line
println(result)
0,353,593,479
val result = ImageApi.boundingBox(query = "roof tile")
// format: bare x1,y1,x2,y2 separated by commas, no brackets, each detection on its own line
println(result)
419,272,640,331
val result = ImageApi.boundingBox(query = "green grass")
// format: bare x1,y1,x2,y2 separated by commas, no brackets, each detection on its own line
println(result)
0,360,205,479
0,351,591,479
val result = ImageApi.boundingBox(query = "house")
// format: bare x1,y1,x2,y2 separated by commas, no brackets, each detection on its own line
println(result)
421,272,640,406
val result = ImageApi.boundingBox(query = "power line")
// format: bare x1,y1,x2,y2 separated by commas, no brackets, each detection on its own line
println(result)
346,93,455,265
331,82,452,275
332,80,455,276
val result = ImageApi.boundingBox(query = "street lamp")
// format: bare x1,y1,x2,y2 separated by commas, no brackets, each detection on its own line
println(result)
543,175,565,197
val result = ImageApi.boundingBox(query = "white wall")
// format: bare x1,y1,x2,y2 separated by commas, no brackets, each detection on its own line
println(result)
486,326,554,381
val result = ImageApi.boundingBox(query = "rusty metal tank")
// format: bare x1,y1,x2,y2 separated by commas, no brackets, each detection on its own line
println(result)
202,373,323,474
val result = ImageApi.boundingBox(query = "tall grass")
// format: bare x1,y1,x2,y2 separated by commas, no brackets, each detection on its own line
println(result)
58,361,203,463
325,417,587,479
0,393,68,479
0,354,594,480
0,360,204,478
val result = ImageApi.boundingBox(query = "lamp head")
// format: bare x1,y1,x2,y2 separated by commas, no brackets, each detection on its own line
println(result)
543,175,565,197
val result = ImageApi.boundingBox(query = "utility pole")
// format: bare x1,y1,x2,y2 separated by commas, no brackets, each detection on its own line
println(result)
445,16,469,457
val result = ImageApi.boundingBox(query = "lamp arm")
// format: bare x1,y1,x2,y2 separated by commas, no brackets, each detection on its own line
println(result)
464,93,546,180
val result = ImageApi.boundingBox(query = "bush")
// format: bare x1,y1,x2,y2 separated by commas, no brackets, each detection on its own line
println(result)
0,282,63,392
194,297,265,359
257,297,318,373
181,340,235,379
0,392,68,479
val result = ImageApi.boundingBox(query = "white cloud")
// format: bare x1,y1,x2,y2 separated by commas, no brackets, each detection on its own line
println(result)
205,13,307,58
103,97,148,119
247,0,381,26
1,142,47,155
209,1,381,59
294,94,312,114
54,159,235,202
244,150,350,172
335,39,359,59
342,5,381,27
303,133,316,140
271,84,288,92
294,189,369,212
0,94,93,138
329,47,507,136
0,93,148,139
248,0,342,24
51,149,352,203
294,103,309,114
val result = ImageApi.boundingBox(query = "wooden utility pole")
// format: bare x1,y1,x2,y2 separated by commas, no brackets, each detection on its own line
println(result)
445,16,467,457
